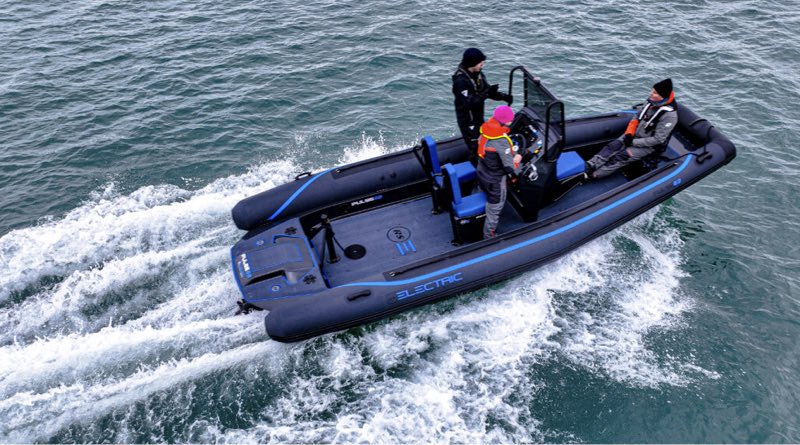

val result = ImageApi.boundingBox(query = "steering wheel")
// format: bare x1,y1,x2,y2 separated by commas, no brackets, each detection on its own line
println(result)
510,133,530,154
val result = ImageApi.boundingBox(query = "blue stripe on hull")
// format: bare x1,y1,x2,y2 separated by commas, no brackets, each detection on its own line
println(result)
268,169,334,221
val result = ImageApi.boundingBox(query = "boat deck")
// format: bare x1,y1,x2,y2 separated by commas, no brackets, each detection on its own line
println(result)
310,170,628,287
309,195,455,287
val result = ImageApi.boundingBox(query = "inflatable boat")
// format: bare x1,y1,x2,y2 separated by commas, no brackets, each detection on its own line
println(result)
229,67,736,342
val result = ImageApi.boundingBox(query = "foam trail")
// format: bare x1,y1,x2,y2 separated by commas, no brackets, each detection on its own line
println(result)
0,341,277,443
0,315,262,398
0,157,302,441
202,283,558,443
0,237,222,342
554,214,717,387
0,160,296,303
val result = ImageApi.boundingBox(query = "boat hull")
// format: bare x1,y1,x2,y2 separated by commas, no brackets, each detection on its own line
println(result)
230,104,736,342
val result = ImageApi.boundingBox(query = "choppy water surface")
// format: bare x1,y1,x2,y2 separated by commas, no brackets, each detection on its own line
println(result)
1,0,799,442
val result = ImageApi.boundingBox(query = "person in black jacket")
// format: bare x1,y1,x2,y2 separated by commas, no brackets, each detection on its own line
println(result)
452,48,513,165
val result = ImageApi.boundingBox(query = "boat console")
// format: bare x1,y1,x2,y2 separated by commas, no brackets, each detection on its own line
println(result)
501,75,587,223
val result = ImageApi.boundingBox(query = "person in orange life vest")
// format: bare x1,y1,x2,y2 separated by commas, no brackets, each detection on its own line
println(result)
586,78,678,179
452,48,514,165
477,105,522,239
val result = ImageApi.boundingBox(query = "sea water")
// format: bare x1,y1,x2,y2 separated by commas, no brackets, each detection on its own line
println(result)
1,0,799,442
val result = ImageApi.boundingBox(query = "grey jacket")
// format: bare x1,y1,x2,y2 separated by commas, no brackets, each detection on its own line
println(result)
631,103,679,149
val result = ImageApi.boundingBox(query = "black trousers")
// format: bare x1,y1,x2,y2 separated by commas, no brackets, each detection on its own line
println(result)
459,122,481,166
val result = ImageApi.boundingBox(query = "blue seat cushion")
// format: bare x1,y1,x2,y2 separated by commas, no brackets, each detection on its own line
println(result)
442,163,463,204
453,192,487,218
556,151,586,180
452,161,476,182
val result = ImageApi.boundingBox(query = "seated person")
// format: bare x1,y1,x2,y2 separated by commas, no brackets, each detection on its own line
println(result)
586,78,678,179
477,105,522,239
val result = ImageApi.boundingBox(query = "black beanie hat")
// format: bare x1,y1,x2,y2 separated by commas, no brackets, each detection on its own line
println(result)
461,48,486,69
653,78,673,98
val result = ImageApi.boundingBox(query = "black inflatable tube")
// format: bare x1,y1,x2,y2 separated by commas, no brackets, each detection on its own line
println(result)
232,113,633,231
231,136,468,230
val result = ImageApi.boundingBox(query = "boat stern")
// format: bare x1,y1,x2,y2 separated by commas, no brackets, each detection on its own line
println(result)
230,227,327,310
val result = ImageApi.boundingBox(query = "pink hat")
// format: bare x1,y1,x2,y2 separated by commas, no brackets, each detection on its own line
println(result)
493,105,514,125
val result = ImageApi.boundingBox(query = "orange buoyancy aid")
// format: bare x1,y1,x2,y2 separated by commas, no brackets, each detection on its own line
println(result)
477,117,514,158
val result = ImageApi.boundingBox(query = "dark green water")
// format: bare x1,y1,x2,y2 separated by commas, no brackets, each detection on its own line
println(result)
1,0,799,442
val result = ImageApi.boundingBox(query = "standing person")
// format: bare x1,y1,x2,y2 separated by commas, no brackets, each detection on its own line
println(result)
586,78,678,178
452,48,514,165
477,105,522,239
